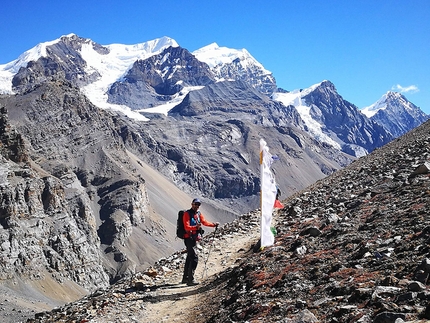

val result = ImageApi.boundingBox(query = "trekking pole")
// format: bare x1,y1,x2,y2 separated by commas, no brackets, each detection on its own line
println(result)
201,225,218,280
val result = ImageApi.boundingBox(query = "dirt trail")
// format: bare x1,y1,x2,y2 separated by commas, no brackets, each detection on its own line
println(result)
143,231,257,323
90,227,259,323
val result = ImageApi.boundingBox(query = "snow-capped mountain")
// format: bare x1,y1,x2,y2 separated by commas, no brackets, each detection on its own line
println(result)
0,34,178,93
273,81,392,157
361,91,430,138
193,43,277,95
0,37,64,93
0,34,179,120
273,82,343,149
107,46,215,111
1,34,277,117
0,34,427,157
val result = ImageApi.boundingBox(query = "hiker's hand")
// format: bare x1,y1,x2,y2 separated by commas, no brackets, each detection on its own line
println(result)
196,223,201,230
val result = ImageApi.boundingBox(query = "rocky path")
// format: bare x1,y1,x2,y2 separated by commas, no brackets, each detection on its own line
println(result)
137,231,257,323
28,213,261,323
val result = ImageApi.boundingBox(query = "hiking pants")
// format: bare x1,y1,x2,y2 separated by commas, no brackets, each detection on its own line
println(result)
183,237,198,281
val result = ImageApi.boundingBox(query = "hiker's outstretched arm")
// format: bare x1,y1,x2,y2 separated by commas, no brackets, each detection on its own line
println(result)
200,214,219,227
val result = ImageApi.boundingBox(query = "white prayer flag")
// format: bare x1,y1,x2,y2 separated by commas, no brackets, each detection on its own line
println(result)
259,139,277,248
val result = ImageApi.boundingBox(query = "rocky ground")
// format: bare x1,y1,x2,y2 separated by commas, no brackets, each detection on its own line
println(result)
9,119,430,322
21,212,261,323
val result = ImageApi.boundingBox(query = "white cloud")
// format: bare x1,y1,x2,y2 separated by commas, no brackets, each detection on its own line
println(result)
391,84,419,93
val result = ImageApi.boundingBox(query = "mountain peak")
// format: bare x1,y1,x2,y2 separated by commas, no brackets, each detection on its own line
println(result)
197,42,220,51
191,42,276,95
59,33,79,40
0,36,67,93
362,91,409,118
137,36,179,52
361,91,429,138
105,36,179,55
385,91,402,100
193,43,263,70
317,80,336,90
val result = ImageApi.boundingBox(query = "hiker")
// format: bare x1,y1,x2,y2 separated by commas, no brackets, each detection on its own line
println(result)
182,198,219,286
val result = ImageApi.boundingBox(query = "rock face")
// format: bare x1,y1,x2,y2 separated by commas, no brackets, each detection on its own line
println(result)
0,106,28,163
0,79,173,286
108,46,216,109
302,81,393,155
11,35,105,93
0,106,109,290
212,53,277,95
169,79,270,116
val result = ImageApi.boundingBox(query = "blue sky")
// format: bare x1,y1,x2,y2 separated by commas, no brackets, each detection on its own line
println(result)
1,0,429,113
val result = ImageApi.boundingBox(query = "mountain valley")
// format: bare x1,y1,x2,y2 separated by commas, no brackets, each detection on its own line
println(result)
0,33,428,322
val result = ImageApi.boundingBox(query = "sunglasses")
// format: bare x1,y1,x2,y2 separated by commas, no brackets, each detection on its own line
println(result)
192,203,201,206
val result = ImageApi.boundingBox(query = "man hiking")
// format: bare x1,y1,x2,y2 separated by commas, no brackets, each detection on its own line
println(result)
182,198,219,286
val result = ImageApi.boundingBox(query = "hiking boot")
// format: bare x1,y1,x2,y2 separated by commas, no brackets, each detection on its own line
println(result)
181,277,188,284
187,280,199,286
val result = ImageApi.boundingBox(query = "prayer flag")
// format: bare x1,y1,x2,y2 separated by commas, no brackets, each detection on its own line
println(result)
259,139,278,248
